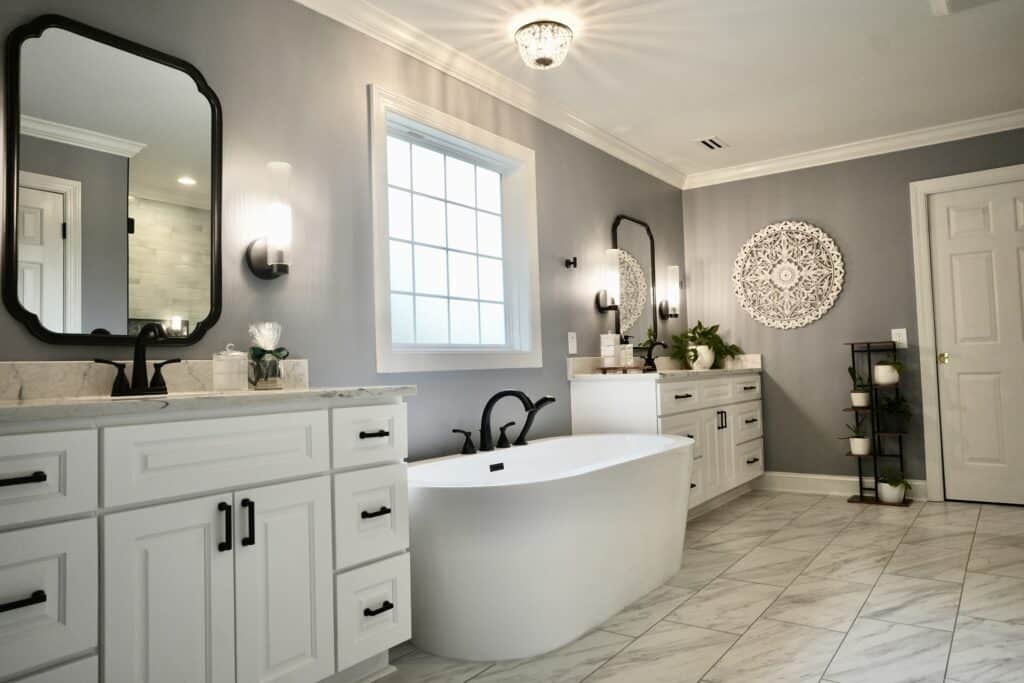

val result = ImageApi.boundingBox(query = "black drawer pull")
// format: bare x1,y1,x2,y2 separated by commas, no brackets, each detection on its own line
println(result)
363,600,394,617
690,483,697,489
743,385,757,391
361,506,392,519
684,433,694,438
0,471,46,487
744,418,759,424
675,393,693,400
218,502,232,552
746,457,761,464
359,429,390,439
0,589,46,614
241,498,256,547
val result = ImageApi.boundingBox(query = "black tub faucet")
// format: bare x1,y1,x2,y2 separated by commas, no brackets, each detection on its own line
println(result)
479,390,556,451
514,396,556,446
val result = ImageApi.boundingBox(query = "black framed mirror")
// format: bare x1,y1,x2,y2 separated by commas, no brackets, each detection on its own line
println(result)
612,214,657,340
2,14,222,345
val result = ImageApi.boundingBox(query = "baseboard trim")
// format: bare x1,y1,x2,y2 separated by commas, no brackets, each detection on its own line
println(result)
754,471,929,499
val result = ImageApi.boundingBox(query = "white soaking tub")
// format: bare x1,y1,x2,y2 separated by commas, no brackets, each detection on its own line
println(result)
407,433,693,661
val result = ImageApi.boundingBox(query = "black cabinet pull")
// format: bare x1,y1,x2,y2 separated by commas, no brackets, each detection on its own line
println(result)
363,600,394,617
675,393,693,400
744,418,759,424
0,471,46,488
746,457,761,464
690,482,697,489
722,411,728,429
0,589,46,614
361,506,392,519
218,502,232,552
241,498,256,547
684,433,694,438
717,411,727,430
359,430,390,440
743,385,757,391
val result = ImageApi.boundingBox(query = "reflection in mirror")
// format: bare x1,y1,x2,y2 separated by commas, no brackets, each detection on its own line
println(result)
14,24,212,338
613,216,656,340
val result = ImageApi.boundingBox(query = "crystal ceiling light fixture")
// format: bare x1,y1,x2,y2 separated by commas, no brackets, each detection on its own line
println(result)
514,20,573,70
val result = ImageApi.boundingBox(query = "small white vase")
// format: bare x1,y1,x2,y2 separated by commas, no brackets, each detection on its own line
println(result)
850,391,871,408
873,364,900,386
877,482,906,505
691,345,715,371
849,437,872,456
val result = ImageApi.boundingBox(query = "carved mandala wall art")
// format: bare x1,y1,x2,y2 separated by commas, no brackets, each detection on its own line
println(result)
732,220,844,329
617,249,649,334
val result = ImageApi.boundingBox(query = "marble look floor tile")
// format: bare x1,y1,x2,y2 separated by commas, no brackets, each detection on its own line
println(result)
861,574,962,631
687,526,770,554
758,493,824,514
667,549,744,591
390,640,416,662
947,616,1024,683
587,621,736,683
666,577,783,634
960,572,1024,624
722,545,816,586
912,502,980,530
600,584,693,637
702,618,844,682
791,507,859,529
824,617,951,683
854,504,921,528
831,522,906,551
685,528,713,548
716,509,799,535
803,544,893,585
975,517,1024,548
473,629,630,683
380,648,492,682
884,542,970,583
901,524,975,551
763,576,872,632
968,542,1024,580
714,493,775,517
762,524,839,553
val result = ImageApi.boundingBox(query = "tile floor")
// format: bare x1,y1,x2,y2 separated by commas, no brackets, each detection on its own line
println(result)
382,491,1024,682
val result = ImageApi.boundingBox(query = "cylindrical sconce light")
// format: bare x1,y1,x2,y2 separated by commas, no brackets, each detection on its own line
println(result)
595,248,621,313
246,161,293,280
659,264,681,319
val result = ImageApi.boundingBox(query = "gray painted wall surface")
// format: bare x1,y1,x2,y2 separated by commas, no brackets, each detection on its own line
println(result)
0,0,685,460
18,134,128,333
682,128,1024,480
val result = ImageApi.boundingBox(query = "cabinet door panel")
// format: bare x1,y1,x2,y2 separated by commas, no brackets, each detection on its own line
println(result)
715,408,737,491
700,409,724,497
235,477,335,683
104,495,235,683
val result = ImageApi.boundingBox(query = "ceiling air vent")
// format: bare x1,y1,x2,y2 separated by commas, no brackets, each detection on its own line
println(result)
696,136,729,151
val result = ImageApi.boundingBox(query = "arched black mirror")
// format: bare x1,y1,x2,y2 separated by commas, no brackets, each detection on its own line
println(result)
612,214,657,340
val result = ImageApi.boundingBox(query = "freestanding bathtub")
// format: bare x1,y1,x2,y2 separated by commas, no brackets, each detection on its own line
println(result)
408,433,693,661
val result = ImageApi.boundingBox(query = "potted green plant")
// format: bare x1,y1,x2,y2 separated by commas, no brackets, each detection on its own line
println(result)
878,469,912,504
669,321,742,371
839,421,871,456
848,366,870,408
873,354,903,386
879,394,912,431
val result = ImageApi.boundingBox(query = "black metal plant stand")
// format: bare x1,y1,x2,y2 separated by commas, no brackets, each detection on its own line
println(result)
844,341,912,506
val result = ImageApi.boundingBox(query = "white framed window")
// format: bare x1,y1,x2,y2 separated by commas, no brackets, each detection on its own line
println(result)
369,86,541,373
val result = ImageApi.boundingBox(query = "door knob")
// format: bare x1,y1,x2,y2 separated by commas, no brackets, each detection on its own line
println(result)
938,352,950,365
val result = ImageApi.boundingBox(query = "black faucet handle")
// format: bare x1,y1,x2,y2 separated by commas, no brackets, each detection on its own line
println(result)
149,359,182,394
497,421,516,449
94,359,130,397
452,429,477,455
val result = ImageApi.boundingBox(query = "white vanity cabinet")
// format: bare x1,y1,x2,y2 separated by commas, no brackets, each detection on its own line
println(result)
0,388,414,683
571,371,764,510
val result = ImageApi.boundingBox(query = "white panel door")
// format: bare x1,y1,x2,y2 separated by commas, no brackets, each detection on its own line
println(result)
17,186,64,332
104,495,235,683
234,477,335,683
929,179,1024,503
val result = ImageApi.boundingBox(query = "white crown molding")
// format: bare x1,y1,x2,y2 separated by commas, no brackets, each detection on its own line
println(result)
292,0,687,188
20,115,146,158
683,107,1024,190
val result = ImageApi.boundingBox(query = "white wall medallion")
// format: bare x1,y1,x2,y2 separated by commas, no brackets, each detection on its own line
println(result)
617,249,649,334
732,220,844,329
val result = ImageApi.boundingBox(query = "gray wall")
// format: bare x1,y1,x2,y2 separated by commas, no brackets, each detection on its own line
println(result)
0,0,685,459
682,128,1024,481
19,134,128,333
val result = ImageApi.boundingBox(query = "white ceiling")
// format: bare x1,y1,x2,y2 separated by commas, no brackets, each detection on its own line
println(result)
307,0,1024,187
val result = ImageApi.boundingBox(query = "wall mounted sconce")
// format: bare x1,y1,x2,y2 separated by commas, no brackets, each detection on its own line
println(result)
246,161,293,280
595,248,621,313
658,265,681,319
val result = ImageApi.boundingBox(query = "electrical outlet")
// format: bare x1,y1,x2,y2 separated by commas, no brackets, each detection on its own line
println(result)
891,328,908,349
567,332,578,355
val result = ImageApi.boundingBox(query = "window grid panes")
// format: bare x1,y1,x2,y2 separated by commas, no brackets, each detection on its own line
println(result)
387,135,505,346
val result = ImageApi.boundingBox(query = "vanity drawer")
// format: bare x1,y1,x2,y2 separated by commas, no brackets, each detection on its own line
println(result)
734,376,762,401
332,404,407,468
733,401,764,445
657,382,699,416
0,431,97,528
0,518,98,681
699,379,734,406
17,656,98,683
659,412,703,458
334,464,409,570
336,553,411,671
102,411,330,506
736,439,765,485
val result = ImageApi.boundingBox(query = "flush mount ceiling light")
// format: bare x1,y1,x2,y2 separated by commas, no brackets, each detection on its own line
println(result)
177,175,197,186
514,20,573,70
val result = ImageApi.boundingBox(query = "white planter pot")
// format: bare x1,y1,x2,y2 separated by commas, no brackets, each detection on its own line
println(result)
873,364,900,386
877,482,906,505
850,391,871,408
691,346,715,371
849,437,872,456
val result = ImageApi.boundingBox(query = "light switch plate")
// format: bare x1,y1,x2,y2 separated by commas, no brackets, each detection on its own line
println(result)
567,332,578,355
891,328,908,349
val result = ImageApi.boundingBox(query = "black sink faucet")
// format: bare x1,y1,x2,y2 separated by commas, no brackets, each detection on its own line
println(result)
131,322,166,393
479,390,556,451
642,341,668,373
